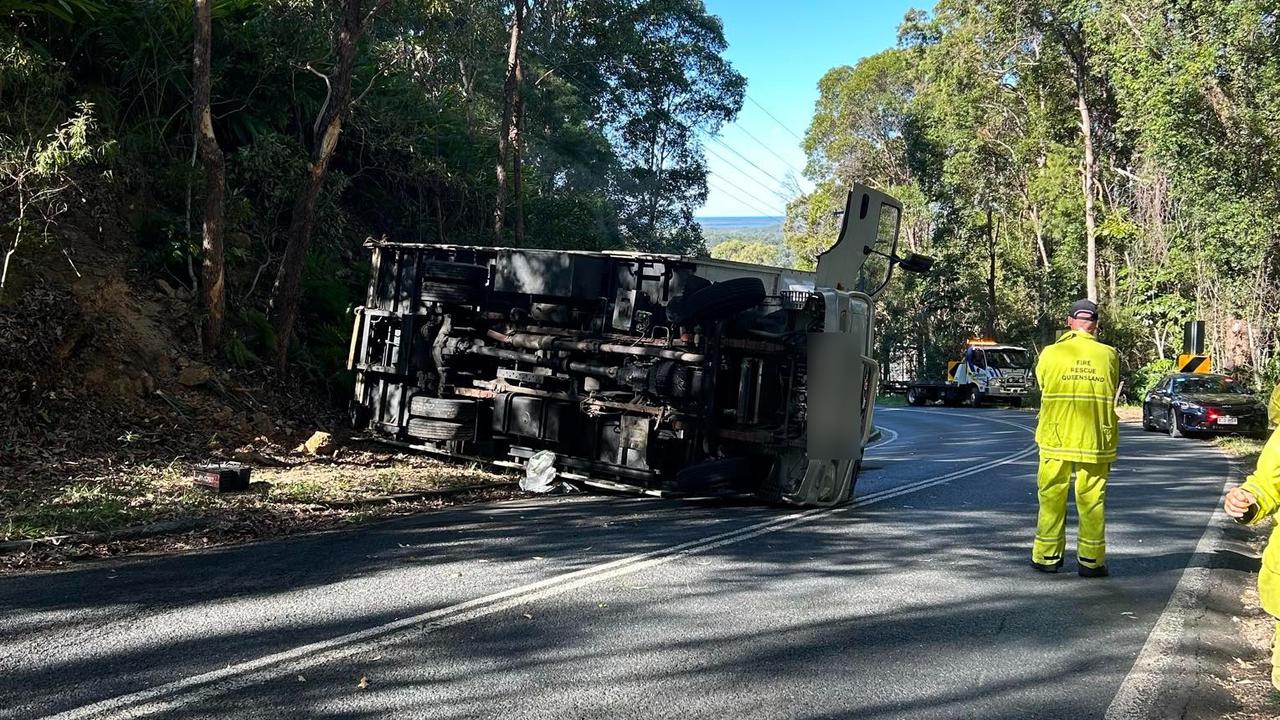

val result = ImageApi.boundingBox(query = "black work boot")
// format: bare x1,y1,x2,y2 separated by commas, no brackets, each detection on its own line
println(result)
1031,558,1064,573
1078,557,1109,578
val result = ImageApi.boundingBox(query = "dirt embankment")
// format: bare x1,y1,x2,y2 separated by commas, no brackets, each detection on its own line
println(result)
0,213,512,572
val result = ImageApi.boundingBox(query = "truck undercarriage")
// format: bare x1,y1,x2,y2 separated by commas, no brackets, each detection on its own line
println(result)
349,186,926,507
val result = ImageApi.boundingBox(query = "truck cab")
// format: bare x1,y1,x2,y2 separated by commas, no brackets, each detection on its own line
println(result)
951,341,1034,406
901,339,1035,407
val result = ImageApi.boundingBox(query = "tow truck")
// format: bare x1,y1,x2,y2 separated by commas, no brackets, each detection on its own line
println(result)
899,339,1035,407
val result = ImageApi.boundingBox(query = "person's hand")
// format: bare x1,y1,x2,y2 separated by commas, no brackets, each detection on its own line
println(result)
1224,487,1257,518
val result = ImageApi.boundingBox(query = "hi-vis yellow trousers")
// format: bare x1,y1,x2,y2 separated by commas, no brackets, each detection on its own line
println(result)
1032,457,1109,569
1273,623,1280,690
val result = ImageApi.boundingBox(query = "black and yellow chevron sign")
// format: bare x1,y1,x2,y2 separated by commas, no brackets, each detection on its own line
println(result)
1177,353,1212,374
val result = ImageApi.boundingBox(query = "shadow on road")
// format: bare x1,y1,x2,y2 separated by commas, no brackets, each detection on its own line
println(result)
0,413,1253,720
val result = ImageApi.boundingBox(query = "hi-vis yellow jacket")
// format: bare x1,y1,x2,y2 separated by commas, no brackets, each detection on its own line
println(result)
1238,429,1280,616
1034,330,1120,463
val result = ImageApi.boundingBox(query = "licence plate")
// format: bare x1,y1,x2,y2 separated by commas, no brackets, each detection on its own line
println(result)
1218,416,1238,425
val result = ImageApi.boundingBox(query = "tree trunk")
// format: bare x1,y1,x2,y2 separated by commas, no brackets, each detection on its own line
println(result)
269,0,382,367
1077,78,1099,302
494,0,524,242
193,0,225,355
512,51,525,246
985,206,997,338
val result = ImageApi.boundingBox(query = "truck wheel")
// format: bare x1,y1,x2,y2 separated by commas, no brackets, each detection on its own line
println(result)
672,277,766,325
422,260,487,284
906,387,926,406
971,390,986,407
421,281,478,304
409,396,476,421
406,418,473,442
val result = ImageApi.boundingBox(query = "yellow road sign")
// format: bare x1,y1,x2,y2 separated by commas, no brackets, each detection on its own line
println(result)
1177,354,1212,374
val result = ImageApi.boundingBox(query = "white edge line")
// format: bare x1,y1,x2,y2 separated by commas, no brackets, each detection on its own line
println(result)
1103,447,1242,719
50,414,1037,720
866,426,901,452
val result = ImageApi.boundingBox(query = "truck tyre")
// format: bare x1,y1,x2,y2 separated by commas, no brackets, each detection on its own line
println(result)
972,390,986,407
673,277,766,325
409,396,476,421
421,281,478,304
906,386,926,406
422,260,487,284
406,418,473,442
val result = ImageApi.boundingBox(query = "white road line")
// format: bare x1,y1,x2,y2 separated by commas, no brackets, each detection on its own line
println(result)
47,416,1037,720
866,426,901,453
1103,447,1241,719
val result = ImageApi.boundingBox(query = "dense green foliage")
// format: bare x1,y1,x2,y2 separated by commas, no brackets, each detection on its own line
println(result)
787,0,1280,388
1,0,742,380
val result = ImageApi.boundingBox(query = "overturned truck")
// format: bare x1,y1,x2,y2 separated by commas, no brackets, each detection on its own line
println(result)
349,185,931,507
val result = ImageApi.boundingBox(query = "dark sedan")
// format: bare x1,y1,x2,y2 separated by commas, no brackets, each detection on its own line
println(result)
1142,373,1267,438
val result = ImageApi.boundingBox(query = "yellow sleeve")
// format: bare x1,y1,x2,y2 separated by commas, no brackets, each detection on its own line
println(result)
1268,385,1280,428
1241,430,1280,524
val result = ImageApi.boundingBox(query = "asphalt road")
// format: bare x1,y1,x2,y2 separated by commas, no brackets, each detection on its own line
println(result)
0,407,1248,719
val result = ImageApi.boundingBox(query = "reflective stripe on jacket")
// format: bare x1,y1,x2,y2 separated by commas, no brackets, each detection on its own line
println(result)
1034,330,1119,463
1239,428,1280,616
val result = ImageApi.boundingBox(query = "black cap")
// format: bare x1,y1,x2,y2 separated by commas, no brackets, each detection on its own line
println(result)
1069,299,1099,321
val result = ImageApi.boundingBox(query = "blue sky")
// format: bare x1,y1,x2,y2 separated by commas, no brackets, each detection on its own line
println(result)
698,0,920,217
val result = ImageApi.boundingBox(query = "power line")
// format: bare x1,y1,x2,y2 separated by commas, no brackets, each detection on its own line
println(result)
706,179,782,217
707,172,784,216
513,47,788,217
707,135,791,189
703,144,790,202
746,94,805,143
730,122,806,178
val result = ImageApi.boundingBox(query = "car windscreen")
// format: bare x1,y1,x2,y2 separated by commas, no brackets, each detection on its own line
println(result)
985,350,1030,369
1174,376,1247,394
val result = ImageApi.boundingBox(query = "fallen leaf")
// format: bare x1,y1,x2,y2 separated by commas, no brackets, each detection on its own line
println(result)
358,675,369,689
297,675,306,683
522,613,533,619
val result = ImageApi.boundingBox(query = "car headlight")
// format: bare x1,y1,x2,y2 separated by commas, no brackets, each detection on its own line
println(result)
1176,400,1203,412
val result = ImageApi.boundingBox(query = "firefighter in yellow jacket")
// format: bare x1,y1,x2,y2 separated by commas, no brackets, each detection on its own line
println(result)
1032,299,1119,577
1225,431,1280,690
